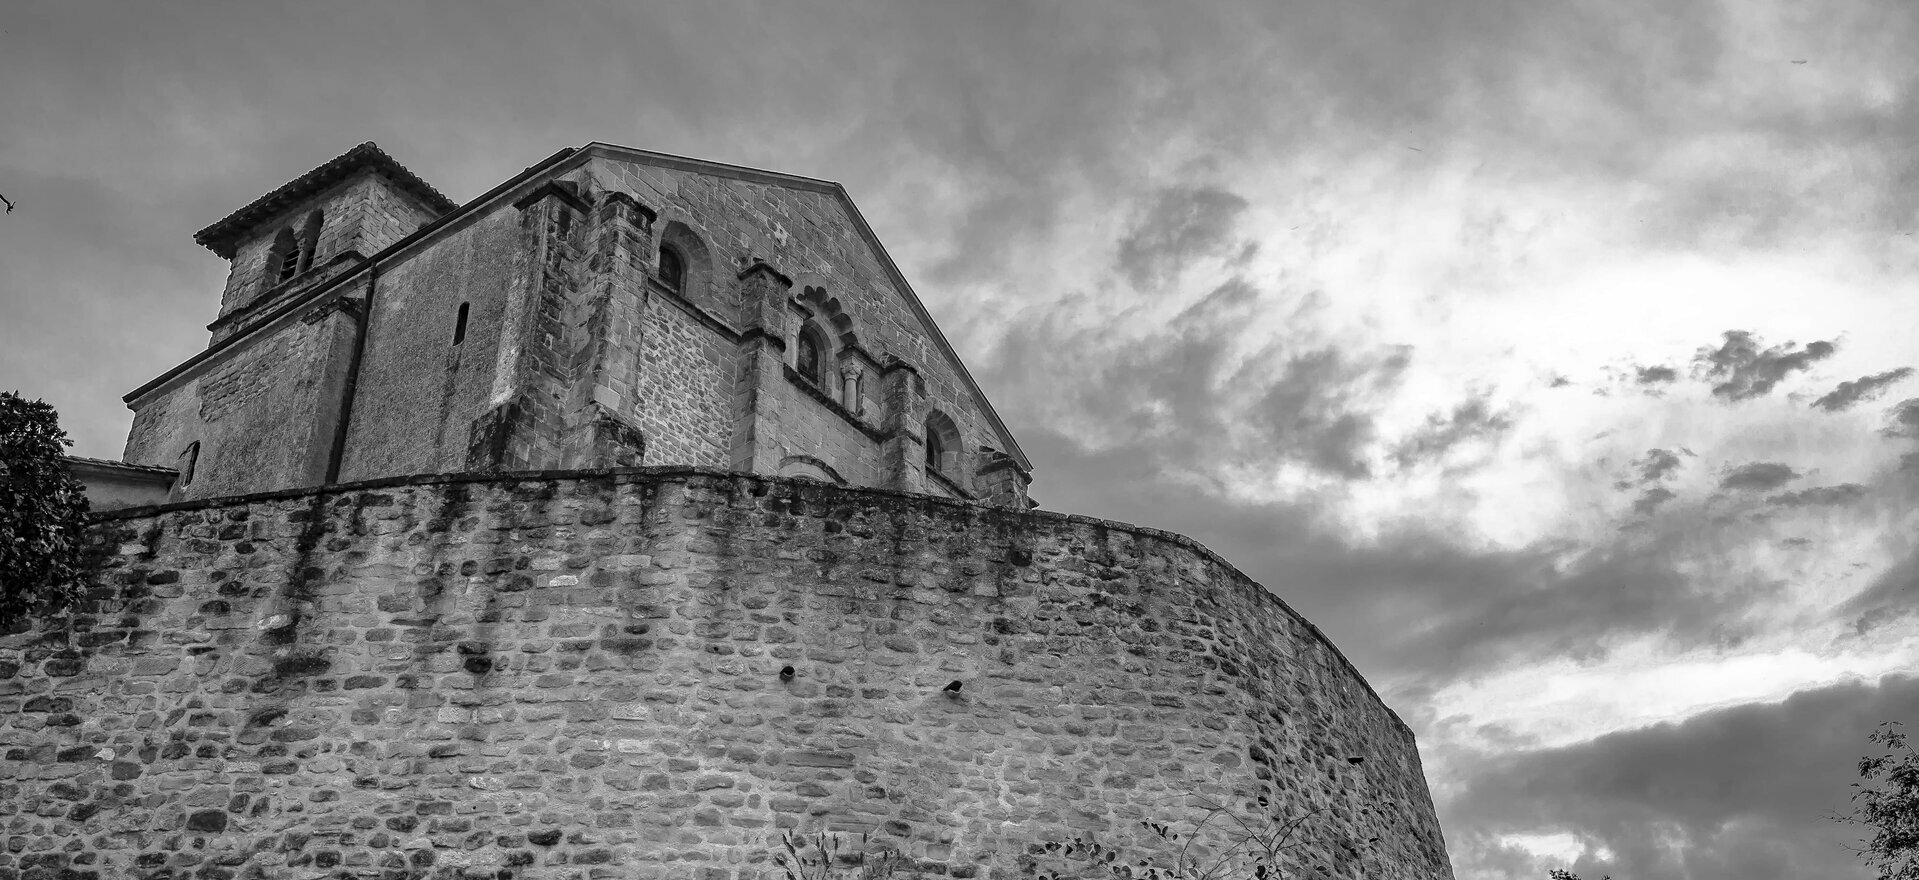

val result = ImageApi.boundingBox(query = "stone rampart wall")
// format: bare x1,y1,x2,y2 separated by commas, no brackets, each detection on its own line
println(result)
0,470,1451,880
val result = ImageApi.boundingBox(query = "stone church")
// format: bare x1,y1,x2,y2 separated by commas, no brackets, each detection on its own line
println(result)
14,143,1455,880
113,142,1032,509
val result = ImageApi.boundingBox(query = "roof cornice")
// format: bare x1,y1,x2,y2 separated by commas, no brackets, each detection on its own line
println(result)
128,147,584,405
192,142,458,259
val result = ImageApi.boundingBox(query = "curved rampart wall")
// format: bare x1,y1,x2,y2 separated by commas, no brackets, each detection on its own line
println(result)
0,470,1452,880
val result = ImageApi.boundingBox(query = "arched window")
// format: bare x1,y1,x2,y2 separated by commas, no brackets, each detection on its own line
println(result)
272,228,301,282
796,324,825,386
656,220,722,314
657,245,685,293
296,210,324,274
924,411,961,477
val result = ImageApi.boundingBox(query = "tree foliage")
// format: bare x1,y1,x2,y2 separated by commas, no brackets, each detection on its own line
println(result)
1847,722,1919,880
0,391,91,625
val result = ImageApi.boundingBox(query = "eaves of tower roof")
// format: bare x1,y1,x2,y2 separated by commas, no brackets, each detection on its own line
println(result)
192,142,458,259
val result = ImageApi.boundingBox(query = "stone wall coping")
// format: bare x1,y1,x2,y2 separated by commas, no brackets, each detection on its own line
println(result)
925,466,975,501
207,250,368,336
84,465,1411,739
644,275,744,341
511,179,595,214
737,260,794,287
781,363,888,443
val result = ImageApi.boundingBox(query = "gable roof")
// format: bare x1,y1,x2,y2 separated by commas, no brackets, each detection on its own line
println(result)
578,142,1031,472
193,142,458,259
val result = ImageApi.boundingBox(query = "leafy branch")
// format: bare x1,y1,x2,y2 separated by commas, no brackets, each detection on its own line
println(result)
1841,721,1919,880
770,831,905,880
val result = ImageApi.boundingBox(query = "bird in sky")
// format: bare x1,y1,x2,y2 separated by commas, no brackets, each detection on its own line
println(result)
0,194,13,214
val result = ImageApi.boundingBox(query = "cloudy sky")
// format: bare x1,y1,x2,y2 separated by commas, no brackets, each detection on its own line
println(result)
4,2,1916,877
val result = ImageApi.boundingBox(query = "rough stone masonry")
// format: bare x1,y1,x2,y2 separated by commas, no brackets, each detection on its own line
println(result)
0,469,1452,880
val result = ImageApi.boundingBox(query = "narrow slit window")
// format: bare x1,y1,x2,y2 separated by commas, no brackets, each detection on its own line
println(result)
178,442,199,487
924,427,943,473
453,302,470,345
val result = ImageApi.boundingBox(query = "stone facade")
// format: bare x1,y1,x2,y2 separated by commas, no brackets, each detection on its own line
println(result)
0,470,1453,880
58,458,176,512
121,143,1032,509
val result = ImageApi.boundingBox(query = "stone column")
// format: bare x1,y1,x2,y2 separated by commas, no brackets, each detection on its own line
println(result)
467,181,592,472
973,450,1034,509
840,368,862,417
559,189,657,469
879,358,927,493
728,261,794,474
295,292,364,488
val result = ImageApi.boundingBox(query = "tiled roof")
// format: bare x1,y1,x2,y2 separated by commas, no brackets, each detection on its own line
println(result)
192,142,457,258
62,455,178,476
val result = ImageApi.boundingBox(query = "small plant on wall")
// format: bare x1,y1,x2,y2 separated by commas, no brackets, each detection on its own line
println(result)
1022,793,1366,880
772,831,906,880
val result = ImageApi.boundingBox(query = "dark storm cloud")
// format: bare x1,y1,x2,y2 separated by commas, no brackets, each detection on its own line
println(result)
11,0,1918,456
1445,675,1917,880
1633,448,1685,485
1612,448,1685,504
1634,364,1679,386
1811,367,1915,412
1718,462,1801,492
1632,487,1676,515
1693,331,1838,402
1115,186,1251,290
982,273,1414,482
1389,397,1515,469
1883,398,1919,438
1766,484,1867,508
983,257,1795,689
1836,549,1919,635
1015,428,1776,688
1252,347,1413,479
976,261,1762,686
